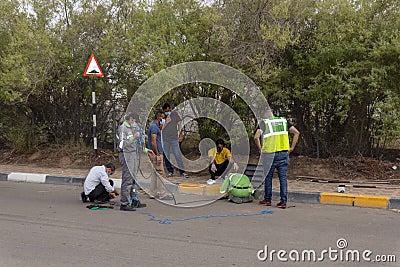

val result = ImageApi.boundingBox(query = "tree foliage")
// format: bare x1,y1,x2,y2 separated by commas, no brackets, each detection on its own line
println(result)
0,0,399,157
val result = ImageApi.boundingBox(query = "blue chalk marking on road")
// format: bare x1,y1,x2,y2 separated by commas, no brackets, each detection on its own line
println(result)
139,209,274,224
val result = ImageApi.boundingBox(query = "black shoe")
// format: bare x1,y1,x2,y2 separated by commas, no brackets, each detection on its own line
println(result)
132,200,147,208
81,192,88,203
120,205,136,211
135,202,147,208
259,199,271,206
277,202,287,209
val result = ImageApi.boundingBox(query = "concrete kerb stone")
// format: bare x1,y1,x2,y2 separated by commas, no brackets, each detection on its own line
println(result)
288,191,320,204
0,172,9,181
319,192,391,209
8,172,47,183
255,188,320,204
45,175,84,186
0,172,398,210
388,198,400,210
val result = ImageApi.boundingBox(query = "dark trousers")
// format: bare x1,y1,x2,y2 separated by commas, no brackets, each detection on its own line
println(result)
88,179,114,202
209,160,230,180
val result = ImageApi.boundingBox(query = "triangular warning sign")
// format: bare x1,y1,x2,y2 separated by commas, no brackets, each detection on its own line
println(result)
84,53,104,77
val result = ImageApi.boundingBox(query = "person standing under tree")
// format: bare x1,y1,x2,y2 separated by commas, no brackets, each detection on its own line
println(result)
254,109,300,209
118,113,153,211
148,111,171,200
162,103,189,178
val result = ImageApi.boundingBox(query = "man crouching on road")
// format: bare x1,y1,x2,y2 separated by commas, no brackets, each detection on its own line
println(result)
81,163,119,203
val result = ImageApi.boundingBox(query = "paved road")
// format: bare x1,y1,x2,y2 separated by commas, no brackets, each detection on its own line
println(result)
0,181,398,267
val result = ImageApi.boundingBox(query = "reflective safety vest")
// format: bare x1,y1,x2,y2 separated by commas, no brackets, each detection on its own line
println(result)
261,117,290,153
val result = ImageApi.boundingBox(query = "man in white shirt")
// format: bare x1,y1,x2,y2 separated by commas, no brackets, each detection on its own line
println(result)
81,163,119,203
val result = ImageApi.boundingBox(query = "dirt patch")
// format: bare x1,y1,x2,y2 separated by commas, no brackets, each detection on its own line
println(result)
0,145,120,169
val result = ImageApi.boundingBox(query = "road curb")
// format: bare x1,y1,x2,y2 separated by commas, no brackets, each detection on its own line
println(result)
319,192,390,209
0,172,9,181
8,172,48,183
178,183,222,196
0,172,397,210
388,197,400,210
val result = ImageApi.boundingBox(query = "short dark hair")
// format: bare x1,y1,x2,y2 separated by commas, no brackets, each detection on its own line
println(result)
154,111,163,120
105,163,116,171
162,103,171,110
216,139,225,146
125,113,140,122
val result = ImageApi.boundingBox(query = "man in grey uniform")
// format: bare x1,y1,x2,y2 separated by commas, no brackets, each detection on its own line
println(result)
118,113,153,211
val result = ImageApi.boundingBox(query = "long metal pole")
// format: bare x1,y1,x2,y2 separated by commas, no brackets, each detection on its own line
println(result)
92,78,97,157
112,99,117,152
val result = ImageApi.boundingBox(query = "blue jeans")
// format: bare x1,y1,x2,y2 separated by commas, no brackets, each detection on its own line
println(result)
163,139,185,174
262,151,289,204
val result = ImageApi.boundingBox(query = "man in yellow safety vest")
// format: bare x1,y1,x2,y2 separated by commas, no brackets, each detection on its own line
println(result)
254,109,300,209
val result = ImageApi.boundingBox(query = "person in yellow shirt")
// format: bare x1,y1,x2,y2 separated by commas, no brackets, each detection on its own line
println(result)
207,139,238,185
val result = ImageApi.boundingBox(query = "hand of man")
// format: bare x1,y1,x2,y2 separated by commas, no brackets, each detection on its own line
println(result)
156,154,163,164
147,149,155,156
211,164,217,172
233,162,239,171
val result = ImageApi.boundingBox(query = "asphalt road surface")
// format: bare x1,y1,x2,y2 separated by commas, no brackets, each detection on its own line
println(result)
0,181,398,267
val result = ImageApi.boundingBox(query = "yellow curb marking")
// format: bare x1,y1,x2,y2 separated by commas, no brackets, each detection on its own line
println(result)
320,193,390,209
178,183,205,194
178,183,221,196
204,185,221,195
320,193,355,206
354,195,389,209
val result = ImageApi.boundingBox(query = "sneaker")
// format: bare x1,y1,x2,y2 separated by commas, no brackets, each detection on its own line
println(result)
206,179,216,185
81,192,88,203
181,172,189,178
120,205,136,211
277,202,287,209
259,200,271,206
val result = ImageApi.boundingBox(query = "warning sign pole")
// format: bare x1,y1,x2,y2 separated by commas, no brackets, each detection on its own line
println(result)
91,78,98,158
84,53,104,158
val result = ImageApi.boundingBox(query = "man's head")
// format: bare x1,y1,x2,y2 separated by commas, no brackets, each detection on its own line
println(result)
264,108,274,118
105,163,116,176
125,113,140,125
216,139,225,153
153,111,164,123
162,103,171,114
